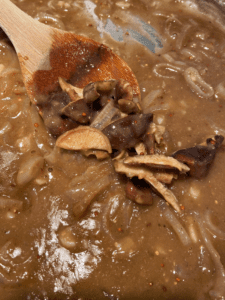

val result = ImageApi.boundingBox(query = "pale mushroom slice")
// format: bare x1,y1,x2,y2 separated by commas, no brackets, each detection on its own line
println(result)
124,154,190,173
56,126,112,153
149,122,165,144
114,160,181,212
59,77,83,102
153,171,177,184
135,142,147,155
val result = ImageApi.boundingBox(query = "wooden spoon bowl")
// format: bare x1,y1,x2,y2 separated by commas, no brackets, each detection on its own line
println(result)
0,0,140,105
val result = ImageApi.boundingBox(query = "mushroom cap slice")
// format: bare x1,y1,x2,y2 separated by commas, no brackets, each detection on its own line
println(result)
114,160,181,212
56,126,112,153
124,154,190,173
59,77,83,101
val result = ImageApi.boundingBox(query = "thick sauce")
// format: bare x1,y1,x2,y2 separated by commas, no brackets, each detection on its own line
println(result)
0,0,225,299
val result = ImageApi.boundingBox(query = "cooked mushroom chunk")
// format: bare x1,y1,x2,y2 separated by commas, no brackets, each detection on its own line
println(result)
135,142,147,155
102,113,153,151
41,91,78,136
153,171,177,184
83,79,140,113
58,77,83,102
61,99,91,124
143,132,155,154
118,99,140,114
83,80,117,104
172,135,224,178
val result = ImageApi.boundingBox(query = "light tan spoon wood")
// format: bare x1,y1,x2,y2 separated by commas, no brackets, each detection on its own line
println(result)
0,0,140,104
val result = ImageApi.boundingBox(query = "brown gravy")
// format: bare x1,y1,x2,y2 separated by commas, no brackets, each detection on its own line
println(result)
0,0,225,299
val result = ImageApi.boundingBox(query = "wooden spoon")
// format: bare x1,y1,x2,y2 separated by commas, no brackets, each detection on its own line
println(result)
0,0,140,105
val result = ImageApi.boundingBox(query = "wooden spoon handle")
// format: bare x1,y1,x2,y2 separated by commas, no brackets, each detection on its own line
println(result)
0,0,52,73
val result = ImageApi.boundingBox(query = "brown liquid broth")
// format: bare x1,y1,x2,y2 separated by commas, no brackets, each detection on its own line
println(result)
0,0,225,299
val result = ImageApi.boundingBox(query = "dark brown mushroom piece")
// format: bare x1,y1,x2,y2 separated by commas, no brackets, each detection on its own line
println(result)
102,113,153,151
41,91,78,136
83,79,140,114
116,78,141,114
59,77,83,102
125,179,153,205
61,99,91,124
83,80,117,106
172,135,224,178
118,99,140,114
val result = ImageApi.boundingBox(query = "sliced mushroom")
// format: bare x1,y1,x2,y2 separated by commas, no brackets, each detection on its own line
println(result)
153,170,177,184
143,131,155,155
102,113,153,151
41,91,78,136
114,160,181,212
135,142,147,155
118,99,140,114
172,135,224,178
56,126,112,153
83,80,117,103
124,154,190,173
59,77,83,102
149,123,165,144
116,78,141,113
61,99,91,124
83,79,140,113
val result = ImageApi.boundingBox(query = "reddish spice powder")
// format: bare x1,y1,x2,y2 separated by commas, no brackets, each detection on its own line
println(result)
31,32,140,99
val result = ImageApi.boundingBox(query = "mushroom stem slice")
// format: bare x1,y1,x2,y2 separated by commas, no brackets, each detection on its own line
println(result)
135,142,147,155
153,171,177,184
59,77,83,102
114,160,181,212
56,126,112,153
124,154,190,173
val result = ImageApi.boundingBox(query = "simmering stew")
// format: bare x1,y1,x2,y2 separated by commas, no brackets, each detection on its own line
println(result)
0,0,225,299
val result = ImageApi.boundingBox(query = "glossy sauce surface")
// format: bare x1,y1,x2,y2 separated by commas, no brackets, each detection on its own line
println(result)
0,0,225,299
